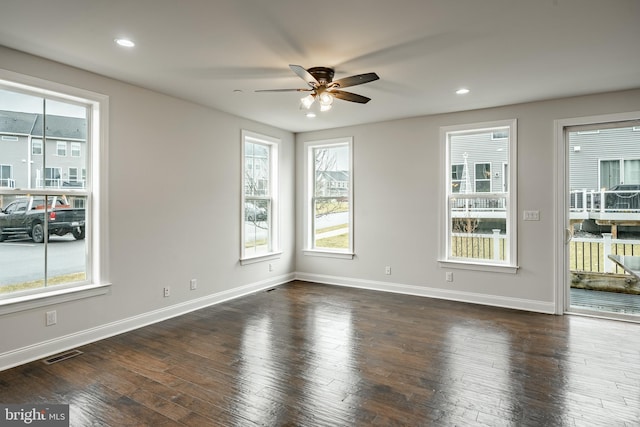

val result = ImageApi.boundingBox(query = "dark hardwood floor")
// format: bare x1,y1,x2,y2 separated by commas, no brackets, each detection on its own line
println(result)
1,280,639,426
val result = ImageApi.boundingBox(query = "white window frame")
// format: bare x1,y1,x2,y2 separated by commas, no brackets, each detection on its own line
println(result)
474,162,492,192
32,139,42,155
71,142,81,157
0,69,110,314
56,141,67,156
240,130,280,264
451,163,464,193
303,137,354,259
0,164,13,188
439,119,518,273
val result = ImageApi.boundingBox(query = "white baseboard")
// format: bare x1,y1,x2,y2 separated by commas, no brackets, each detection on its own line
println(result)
294,272,556,314
0,273,295,372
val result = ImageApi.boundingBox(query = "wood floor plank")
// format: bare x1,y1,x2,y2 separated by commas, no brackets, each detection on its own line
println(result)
1,280,639,426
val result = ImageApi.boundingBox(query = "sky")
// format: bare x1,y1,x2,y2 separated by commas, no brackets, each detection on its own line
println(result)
0,89,86,118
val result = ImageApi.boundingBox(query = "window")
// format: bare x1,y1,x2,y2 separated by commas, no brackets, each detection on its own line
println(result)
304,137,353,258
32,139,42,155
56,141,67,156
0,71,108,309
71,142,81,157
475,163,492,192
440,120,517,272
241,130,279,263
0,164,14,188
600,158,640,188
44,167,62,188
451,164,464,193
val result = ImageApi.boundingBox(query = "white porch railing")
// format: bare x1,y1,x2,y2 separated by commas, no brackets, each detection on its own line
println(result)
570,189,640,214
571,234,640,274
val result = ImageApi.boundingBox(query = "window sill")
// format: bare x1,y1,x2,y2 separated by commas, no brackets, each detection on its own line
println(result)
303,249,355,260
240,251,282,266
0,283,111,315
438,259,519,274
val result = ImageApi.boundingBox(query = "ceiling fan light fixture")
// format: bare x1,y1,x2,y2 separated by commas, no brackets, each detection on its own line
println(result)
300,94,315,109
320,103,332,112
318,92,333,106
306,112,316,118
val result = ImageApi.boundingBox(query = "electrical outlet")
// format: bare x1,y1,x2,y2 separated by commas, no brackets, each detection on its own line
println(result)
523,210,540,221
446,272,453,282
385,266,391,275
190,279,197,290
46,310,57,326
163,286,170,297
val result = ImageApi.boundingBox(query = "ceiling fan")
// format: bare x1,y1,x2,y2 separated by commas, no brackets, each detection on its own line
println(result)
256,64,379,112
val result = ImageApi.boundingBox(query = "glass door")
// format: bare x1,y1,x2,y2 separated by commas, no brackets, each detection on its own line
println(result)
566,121,640,319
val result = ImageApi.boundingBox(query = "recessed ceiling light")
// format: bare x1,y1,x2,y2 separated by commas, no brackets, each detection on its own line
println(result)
115,38,135,48
456,88,470,95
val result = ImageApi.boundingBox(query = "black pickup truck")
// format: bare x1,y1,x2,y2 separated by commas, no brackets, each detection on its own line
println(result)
0,196,85,243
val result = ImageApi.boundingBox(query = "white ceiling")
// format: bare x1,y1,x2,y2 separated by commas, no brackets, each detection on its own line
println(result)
1,0,639,133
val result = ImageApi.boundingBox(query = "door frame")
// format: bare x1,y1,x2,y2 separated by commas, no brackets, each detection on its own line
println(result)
554,111,640,315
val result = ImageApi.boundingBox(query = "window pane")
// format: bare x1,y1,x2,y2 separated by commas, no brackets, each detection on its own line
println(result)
313,197,350,250
312,143,350,251
244,141,269,197
241,131,278,260
0,194,87,295
446,124,512,265
244,198,270,256
0,87,90,296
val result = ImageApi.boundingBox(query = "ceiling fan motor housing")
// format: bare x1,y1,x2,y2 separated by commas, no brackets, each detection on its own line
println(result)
307,67,335,84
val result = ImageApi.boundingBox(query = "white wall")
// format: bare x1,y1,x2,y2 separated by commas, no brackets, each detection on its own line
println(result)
295,89,640,312
2,44,640,370
0,46,296,369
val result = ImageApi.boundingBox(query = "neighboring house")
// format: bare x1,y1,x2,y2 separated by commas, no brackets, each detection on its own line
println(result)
0,110,87,190
315,170,349,197
449,130,509,194
569,126,640,191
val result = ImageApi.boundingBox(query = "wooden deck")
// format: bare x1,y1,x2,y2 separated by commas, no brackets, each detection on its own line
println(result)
571,288,640,316
1,281,639,426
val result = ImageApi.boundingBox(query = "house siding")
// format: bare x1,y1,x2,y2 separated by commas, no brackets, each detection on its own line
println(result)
569,126,640,190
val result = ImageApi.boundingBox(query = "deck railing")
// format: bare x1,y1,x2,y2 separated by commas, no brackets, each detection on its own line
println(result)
571,234,640,275
570,189,640,213
451,232,640,274
451,230,506,261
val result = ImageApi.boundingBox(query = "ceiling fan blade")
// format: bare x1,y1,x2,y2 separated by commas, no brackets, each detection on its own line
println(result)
330,72,379,89
255,88,312,92
289,64,319,86
330,90,372,104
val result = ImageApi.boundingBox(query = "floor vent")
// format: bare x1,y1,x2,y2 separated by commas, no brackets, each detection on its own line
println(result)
266,288,277,292
43,349,83,365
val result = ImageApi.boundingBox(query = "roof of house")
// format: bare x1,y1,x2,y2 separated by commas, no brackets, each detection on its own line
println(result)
0,110,86,140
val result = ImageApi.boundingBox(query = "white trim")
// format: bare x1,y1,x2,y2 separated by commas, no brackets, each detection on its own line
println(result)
440,119,518,270
295,272,554,314
0,68,110,304
554,111,640,315
0,274,294,372
438,260,518,274
0,283,110,315
303,249,355,260
240,130,280,261
304,137,354,254
240,251,282,265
